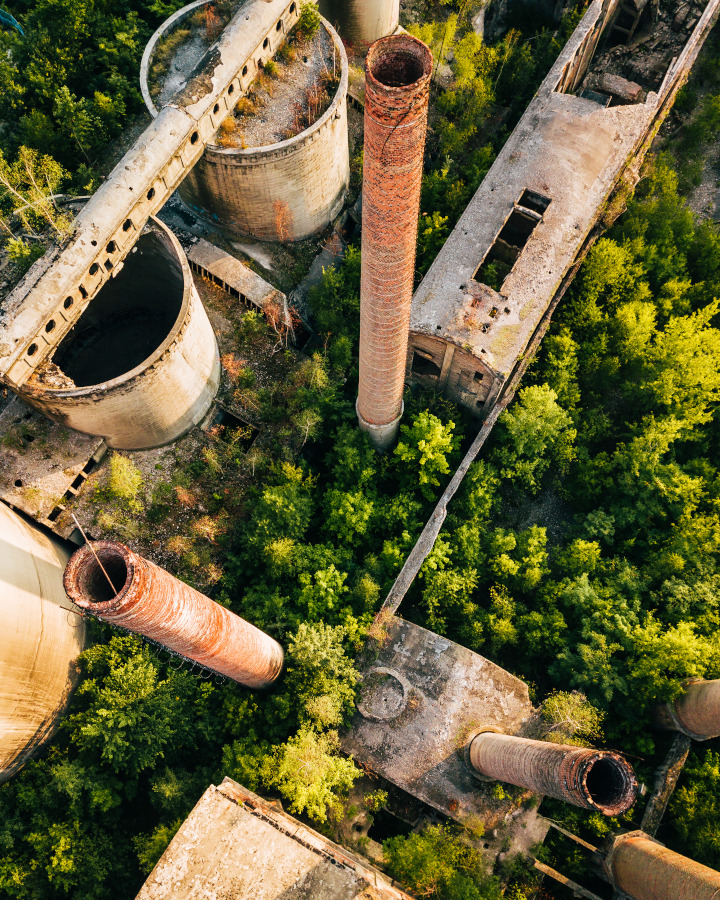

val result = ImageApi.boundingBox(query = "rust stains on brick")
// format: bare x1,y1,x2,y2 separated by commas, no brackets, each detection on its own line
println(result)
605,830,720,900
63,541,283,688
357,34,432,448
469,731,637,816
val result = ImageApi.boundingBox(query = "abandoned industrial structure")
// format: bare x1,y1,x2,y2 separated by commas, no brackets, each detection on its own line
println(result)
1,0,720,896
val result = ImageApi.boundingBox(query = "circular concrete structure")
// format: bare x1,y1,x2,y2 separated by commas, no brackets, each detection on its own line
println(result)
318,0,399,49
0,503,86,783
141,10,349,241
21,217,220,449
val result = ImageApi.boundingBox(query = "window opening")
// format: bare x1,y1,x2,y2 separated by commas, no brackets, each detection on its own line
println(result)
411,350,441,378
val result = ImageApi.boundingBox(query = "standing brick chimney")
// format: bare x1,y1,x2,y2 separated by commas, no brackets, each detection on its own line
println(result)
357,34,432,451
605,831,720,900
655,679,720,740
469,731,637,815
64,541,283,688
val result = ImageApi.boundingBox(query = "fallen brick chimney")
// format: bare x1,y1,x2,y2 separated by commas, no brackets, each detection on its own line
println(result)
469,731,637,815
357,33,432,451
604,831,720,900
64,541,283,688
655,678,720,740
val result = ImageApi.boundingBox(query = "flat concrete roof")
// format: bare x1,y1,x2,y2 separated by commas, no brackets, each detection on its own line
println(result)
410,0,720,380
136,778,414,900
341,617,534,824
187,238,286,310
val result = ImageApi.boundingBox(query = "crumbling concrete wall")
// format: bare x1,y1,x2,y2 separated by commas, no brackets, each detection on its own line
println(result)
318,0,400,48
0,502,86,783
21,219,220,450
408,0,720,416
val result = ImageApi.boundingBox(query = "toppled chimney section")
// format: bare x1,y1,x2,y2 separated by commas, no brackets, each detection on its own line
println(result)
357,34,432,451
605,831,720,900
655,678,720,740
64,541,283,688
469,731,637,816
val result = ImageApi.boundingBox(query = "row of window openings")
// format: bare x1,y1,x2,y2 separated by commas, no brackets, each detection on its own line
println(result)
25,7,299,362
472,190,551,291
411,351,485,384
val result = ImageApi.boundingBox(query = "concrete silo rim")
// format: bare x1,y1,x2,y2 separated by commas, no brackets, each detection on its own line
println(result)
141,0,213,118
30,217,194,399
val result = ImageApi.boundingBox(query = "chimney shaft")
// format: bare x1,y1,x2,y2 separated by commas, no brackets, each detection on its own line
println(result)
605,831,720,900
469,731,637,815
357,34,432,451
655,679,720,740
64,541,283,688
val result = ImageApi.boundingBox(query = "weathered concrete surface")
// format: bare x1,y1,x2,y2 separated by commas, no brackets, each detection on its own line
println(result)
0,396,104,528
655,678,720,740
341,616,534,823
357,35,432,448
64,540,284,687
318,0,400,49
640,733,691,836
0,0,298,392
604,830,720,900
408,0,720,415
19,219,220,450
136,778,414,899
0,501,86,783
188,238,286,310
177,19,350,241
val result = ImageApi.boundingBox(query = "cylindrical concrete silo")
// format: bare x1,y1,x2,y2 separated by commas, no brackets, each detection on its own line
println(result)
318,0,400,49
64,541,284,688
469,731,638,815
0,503,86,783
356,34,432,451
19,217,220,450
605,831,720,900
655,679,720,740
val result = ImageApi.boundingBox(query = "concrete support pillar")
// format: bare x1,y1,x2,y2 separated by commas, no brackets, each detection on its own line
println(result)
356,34,432,452
605,831,720,900
655,679,720,740
64,541,283,688
318,0,400,49
469,731,637,815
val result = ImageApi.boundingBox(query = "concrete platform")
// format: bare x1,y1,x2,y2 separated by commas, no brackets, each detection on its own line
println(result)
0,396,105,532
136,778,413,899
342,617,535,824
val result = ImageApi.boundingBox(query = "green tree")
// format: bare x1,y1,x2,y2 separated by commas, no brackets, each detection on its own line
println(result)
394,411,460,500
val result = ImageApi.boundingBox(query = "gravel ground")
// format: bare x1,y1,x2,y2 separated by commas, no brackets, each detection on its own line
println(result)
220,26,338,149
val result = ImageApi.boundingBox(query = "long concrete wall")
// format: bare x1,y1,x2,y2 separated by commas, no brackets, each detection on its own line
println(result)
0,502,86,783
407,0,720,416
0,0,298,395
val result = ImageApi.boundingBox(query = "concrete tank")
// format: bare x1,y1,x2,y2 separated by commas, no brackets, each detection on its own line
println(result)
141,8,349,242
19,217,220,450
0,502,86,783
318,0,400,49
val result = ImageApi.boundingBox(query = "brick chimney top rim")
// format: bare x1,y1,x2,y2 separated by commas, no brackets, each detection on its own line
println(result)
365,34,432,92
64,540,135,613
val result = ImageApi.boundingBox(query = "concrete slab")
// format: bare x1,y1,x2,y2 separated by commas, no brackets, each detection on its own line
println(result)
342,617,534,825
0,396,105,530
136,778,414,899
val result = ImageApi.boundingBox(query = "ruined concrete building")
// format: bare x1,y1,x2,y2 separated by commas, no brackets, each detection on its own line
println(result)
64,541,284,688
318,0,400,49
604,830,720,900
0,0,304,449
655,678,720,740
469,731,637,815
407,0,720,416
136,778,414,899
357,34,432,451
142,4,351,241
0,502,86,783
